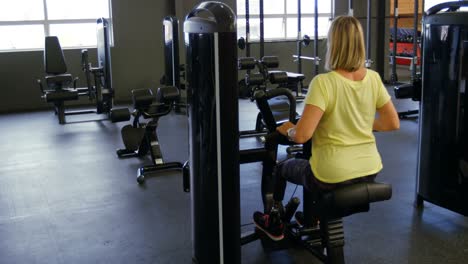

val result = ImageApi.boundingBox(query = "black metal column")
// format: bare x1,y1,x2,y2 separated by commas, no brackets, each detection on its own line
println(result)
297,0,302,74
376,0,386,79
411,0,419,80
348,0,353,16
365,0,372,68
314,0,319,75
184,2,240,263
390,0,399,83
259,0,264,58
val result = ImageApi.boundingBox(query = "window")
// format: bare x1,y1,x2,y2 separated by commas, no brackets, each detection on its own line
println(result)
237,0,333,41
424,0,446,11
0,0,111,51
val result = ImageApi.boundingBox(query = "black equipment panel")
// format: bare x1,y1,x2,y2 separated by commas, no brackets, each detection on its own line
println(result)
417,2,468,216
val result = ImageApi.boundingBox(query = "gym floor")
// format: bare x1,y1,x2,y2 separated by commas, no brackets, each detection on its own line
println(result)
1,85,467,264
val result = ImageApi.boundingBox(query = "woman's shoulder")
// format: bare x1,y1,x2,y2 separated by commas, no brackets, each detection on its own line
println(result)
313,71,335,81
365,69,382,80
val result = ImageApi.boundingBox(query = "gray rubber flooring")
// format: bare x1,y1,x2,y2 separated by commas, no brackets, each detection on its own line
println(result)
0,91,467,263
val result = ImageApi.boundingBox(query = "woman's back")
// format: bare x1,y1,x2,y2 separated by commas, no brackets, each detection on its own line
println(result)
305,69,390,183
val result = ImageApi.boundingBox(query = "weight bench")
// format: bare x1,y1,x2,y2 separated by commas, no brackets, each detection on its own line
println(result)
116,86,183,183
270,70,306,99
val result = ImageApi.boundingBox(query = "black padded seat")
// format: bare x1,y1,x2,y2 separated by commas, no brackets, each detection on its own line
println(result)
310,182,392,220
142,103,169,118
45,74,73,89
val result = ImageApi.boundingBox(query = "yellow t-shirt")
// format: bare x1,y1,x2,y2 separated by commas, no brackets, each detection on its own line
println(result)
304,69,391,183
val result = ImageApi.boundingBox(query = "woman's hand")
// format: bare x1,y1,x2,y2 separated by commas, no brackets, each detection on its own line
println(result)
276,121,295,136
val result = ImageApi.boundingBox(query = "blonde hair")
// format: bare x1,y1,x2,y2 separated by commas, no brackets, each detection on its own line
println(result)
325,16,366,72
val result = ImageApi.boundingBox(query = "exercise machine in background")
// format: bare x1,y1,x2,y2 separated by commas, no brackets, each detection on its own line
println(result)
389,0,422,85
292,0,321,96
237,0,307,100
115,86,183,184
37,18,129,124
184,2,392,263
238,56,298,138
114,15,188,184
391,0,421,119
160,16,186,113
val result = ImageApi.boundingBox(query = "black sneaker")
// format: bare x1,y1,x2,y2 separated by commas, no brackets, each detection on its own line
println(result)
253,209,284,241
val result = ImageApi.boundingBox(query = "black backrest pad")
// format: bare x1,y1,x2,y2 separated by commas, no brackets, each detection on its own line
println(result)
156,86,180,103
269,71,288,84
45,36,68,74
132,88,154,110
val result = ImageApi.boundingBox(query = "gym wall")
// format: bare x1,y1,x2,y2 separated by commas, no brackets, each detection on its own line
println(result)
240,0,389,86
0,0,390,114
0,0,237,114
0,0,172,113
390,0,423,29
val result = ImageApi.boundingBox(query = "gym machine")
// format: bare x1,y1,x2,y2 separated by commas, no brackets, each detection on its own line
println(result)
390,0,422,86
184,2,240,262
237,0,306,99
293,0,320,80
392,0,421,118
184,2,392,263
238,56,297,137
115,86,183,184
240,73,392,264
411,1,468,216
113,15,187,184
37,18,129,124
160,16,186,113
241,133,392,264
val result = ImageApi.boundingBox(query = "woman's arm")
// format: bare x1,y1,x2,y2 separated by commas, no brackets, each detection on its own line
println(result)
373,100,400,131
277,104,324,143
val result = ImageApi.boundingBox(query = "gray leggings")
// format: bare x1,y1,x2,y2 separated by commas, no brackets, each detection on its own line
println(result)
272,158,376,202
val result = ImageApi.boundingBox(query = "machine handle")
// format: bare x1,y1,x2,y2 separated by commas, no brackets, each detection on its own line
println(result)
255,88,297,123
426,1,468,16
183,161,190,192
36,79,45,94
